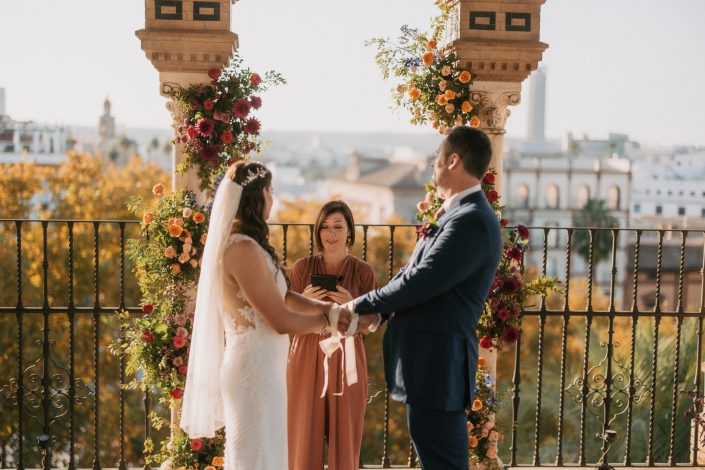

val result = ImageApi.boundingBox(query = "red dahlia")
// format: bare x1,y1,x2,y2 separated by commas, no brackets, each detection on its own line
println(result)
190,439,203,451
244,117,261,135
501,327,520,344
479,335,494,349
250,95,262,109
221,131,234,144
483,172,496,184
203,100,214,110
231,99,251,119
142,304,153,314
250,73,262,86
170,388,184,400
486,189,499,203
196,118,215,137
516,224,530,239
207,68,221,80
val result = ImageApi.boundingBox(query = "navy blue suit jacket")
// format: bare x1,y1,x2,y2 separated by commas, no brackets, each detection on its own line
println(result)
355,190,502,411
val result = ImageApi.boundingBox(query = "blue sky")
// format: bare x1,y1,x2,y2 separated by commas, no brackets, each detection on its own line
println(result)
1,0,704,146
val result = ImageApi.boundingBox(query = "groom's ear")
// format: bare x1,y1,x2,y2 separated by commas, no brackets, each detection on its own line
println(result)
447,153,462,170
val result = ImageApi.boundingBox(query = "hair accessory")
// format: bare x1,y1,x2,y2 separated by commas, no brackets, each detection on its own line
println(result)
241,167,268,187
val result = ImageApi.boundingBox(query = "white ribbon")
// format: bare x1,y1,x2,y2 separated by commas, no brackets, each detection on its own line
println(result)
318,305,359,398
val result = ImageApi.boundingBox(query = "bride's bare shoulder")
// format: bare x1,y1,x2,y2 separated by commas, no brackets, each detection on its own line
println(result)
223,235,265,273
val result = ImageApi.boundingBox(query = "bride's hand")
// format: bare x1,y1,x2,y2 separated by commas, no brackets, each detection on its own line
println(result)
336,307,352,334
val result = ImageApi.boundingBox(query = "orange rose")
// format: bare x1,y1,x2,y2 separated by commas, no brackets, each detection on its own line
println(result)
472,399,483,411
193,212,205,224
441,65,451,77
200,233,207,244
469,436,478,448
152,183,164,196
171,263,181,275
212,457,225,467
189,259,199,268
408,87,421,101
143,212,154,225
432,121,440,129
462,101,473,113
459,71,472,84
426,39,437,49
436,95,448,106
445,103,455,114
444,89,455,100
478,357,486,368
168,224,183,237
422,51,434,67
470,116,481,128
439,80,447,91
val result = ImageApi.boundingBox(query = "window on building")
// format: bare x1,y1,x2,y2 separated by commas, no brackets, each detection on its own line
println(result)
545,184,560,209
634,204,640,213
668,190,672,196
656,205,662,215
678,206,685,216
516,184,530,209
606,186,621,210
702,208,705,218
656,190,661,195
679,190,684,196
576,185,590,209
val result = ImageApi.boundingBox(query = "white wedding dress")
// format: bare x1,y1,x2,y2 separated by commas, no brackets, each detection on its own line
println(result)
220,233,290,469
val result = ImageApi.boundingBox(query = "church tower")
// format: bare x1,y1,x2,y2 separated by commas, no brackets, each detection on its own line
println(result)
98,97,116,146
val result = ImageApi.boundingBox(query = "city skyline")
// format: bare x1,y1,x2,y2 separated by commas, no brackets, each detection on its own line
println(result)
1,0,705,147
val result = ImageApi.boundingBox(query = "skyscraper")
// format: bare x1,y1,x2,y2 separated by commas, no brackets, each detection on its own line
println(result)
527,67,546,142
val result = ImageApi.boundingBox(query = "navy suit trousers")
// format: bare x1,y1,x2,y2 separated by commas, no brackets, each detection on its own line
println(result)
406,404,469,470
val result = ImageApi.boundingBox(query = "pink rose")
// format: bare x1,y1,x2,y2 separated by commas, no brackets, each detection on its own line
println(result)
190,439,203,451
486,446,497,458
479,336,494,349
178,252,190,264
417,201,429,212
189,259,199,268
173,336,187,349
173,356,184,366
176,327,188,338
250,95,262,109
174,314,187,326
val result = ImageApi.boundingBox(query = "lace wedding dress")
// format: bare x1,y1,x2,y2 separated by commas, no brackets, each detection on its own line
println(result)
220,233,290,469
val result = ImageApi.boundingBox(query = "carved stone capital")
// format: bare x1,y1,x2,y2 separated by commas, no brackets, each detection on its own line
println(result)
470,81,522,135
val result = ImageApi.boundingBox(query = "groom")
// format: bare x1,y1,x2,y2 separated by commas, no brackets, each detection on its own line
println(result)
352,126,502,469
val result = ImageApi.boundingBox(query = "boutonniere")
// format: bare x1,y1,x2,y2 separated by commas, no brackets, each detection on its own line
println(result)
415,184,445,240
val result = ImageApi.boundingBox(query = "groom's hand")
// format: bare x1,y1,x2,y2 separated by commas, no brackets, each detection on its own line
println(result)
356,314,378,333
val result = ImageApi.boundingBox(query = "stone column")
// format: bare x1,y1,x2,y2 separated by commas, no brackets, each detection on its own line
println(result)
446,0,549,378
136,0,239,199
136,0,239,443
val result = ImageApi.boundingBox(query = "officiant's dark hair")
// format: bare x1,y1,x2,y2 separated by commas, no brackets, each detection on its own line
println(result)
227,161,282,271
442,126,492,179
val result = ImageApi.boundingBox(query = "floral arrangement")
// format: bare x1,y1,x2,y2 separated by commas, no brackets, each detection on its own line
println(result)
145,426,225,470
368,2,480,134
415,170,562,349
468,359,503,470
168,53,285,190
111,183,222,466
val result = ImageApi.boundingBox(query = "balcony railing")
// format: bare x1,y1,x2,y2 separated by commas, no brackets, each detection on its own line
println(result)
0,220,704,469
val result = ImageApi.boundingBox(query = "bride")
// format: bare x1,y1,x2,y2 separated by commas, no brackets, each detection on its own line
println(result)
179,160,351,469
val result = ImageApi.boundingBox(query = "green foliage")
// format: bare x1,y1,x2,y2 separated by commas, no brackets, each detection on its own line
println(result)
572,198,619,268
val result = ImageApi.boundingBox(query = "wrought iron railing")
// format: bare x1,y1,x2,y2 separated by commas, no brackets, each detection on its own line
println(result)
0,220,704,469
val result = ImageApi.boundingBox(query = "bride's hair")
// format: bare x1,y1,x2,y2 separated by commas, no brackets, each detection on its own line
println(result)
226,161,281,270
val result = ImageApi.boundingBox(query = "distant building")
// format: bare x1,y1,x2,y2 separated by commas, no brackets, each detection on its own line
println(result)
322,152,432,224
527,67,546,142
0,89,72,166
98,97,116,146
630,149,705,230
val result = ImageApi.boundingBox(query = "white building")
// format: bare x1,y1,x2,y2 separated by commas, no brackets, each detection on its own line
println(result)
0,88,72,165
630,149,705,229
322,152,432,224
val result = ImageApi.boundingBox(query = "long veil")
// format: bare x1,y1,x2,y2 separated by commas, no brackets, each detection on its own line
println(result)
180,178,243,438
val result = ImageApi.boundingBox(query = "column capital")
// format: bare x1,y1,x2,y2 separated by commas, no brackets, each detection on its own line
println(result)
470,81,522,135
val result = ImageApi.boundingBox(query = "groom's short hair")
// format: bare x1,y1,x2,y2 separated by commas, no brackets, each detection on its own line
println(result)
442,126,492,179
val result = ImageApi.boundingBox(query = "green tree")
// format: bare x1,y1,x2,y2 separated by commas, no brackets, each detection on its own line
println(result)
572,199,619,276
